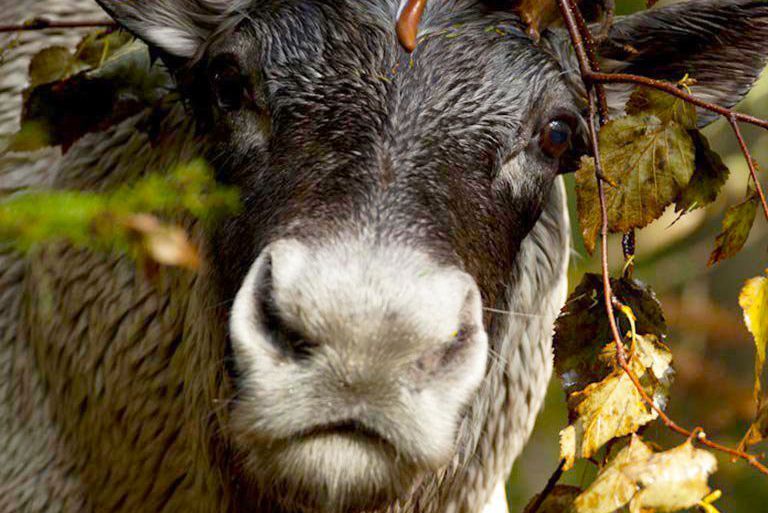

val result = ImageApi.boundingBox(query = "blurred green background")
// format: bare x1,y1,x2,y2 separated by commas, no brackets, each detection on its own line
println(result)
506,1,768,511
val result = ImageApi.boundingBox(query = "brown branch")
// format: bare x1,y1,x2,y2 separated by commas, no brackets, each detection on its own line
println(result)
588,71,768,132
556,0,768,478
527,459,566,513
728,115,768,221
0,18,115,33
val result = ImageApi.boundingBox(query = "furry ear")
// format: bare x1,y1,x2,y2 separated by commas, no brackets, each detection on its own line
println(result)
548,0,768,126
94,0,242,59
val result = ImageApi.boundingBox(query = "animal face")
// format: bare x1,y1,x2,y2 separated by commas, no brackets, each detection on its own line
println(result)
201,6,577,511
93,0,768,512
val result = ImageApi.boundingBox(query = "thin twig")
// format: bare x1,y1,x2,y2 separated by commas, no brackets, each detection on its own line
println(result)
0,18,115,33
728,115,768,221
556,0,768,478
527,459,566,513
588,71,768,132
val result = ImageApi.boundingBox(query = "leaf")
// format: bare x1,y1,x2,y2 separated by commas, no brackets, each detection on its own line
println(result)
559,336,673,471
739,271,768,404
523,485,581,513
708,193,758,266
124,214,201,271
739,397,768,451
554,273,667,396
514,0,560,40
575,438,717,513
13,32,171,152
626,87,698,130
623,440,717,513
576,115,695,254
676,131,730,213
574,435,653,513
0,160,239,269
28,46,87,88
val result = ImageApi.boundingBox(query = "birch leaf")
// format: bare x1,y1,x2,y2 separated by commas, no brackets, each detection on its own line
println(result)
626,87,698,130
709,194,758,266
523,485,581,513
559,354,658,470
623,441,717,513
574,435,653,513
739,397,768,451
554,274,667,396
676,131,730,213
739,271,768,403
576,115,695,254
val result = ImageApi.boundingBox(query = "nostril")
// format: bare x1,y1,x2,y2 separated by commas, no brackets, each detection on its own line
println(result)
256,255,319,359
415,286,486,375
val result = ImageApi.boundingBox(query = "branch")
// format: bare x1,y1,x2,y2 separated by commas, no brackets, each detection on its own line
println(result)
556,0,768,478
0,18,115,33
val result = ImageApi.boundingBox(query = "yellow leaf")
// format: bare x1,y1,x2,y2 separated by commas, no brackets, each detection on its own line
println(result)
623,440,717,513
739,271,768,404
576,438,716,513
574,435,652,513
559,357,657,466
559,335,673,469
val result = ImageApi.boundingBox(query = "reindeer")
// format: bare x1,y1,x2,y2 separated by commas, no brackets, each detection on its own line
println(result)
1,1,766,512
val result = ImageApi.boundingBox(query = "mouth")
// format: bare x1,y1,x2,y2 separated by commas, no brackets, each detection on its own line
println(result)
295,419,392,446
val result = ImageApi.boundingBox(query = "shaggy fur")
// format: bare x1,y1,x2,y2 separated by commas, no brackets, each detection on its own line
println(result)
1,1,767,513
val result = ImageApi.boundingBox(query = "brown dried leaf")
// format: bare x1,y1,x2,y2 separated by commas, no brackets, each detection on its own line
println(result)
576,115,695,254
739,397,768,451
709,193,758,266
676,131,730,213
124,214,201,271
523,485,581,513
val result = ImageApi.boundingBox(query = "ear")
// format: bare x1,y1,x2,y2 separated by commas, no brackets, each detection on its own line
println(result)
548,0,768,126
94,0,239,59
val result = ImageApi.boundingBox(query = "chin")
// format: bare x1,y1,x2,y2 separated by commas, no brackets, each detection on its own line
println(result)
239,432,422,513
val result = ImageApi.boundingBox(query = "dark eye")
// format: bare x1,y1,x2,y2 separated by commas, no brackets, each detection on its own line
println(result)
539,117,574,159
211,61,247,112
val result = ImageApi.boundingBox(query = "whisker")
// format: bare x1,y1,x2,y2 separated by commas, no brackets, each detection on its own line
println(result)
483,307,543,319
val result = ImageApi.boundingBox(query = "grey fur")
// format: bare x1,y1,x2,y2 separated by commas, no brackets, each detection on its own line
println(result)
1,1,767,513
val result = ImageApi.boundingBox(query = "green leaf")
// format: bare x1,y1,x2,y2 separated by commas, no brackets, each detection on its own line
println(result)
13,32,171,152
0,160,239,268
676,130,730,213
28,46,87,88
626,86,698,130
709,193,758,266
576,115,695,254
554,273,667,396
739,271,768,405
